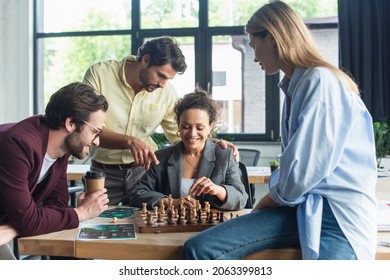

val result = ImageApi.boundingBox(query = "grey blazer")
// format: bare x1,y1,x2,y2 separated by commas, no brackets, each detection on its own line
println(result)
128,140,248,210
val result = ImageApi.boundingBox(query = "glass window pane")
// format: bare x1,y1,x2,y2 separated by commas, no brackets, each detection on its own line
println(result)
209,0,337,27
41,0,131,32
284,0,338,18
169,37,196,98
212,35,266,134
41,36,131,105
209,0,268,27
141,0,199,29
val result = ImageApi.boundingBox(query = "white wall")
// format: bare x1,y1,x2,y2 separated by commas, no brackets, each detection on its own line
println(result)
0,0,33,123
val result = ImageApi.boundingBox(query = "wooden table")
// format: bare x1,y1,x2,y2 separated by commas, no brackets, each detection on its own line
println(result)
17,210,251,260
67,164,271,184
17,209,307,260
17,208,390,260
20,172,389,260
247,166,270,184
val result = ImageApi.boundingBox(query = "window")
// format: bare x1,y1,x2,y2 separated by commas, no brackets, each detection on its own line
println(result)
34,0,338,142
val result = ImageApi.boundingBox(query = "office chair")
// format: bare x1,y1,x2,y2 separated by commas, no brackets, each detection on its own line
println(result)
238,162,253,209
238,149,261,167
238,149,260,205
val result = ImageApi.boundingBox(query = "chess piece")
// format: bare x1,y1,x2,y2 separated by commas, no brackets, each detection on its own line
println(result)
170,204,175,213
219,211,225,222
184,206,190,220
207,211,214,223
168,194,173,205
167,210,174,225
186,207,195,224
178,204,183,216
177,210,184,224
160,199,166,215
157,212,163,223
197,209,204,223
174,208,178,219
192,206,197,216
146,213,153,225
204,201,211,214
141,202,148,214
196,200,201,211
176,204,184,225
153,206,158,216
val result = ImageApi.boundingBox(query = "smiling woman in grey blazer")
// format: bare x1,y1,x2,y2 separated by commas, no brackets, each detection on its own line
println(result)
128,89,248,211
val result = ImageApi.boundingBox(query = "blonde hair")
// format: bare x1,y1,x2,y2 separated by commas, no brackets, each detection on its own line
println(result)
246,1,359,95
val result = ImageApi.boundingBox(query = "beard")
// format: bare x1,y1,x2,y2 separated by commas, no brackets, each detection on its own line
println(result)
139,67,160,92
64,131,88,159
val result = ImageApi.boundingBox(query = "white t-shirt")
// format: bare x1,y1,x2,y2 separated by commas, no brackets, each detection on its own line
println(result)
38,153,57,183
180,178,195,197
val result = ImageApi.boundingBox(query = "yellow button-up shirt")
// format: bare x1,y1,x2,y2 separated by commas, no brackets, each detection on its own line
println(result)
82,55,180,164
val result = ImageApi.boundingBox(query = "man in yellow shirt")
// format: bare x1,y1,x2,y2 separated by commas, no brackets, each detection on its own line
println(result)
83,36,237,205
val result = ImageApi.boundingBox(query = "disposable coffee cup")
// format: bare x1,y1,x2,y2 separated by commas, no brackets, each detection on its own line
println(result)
85,171,106,196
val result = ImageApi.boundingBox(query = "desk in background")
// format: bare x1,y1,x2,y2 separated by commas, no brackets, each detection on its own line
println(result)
67,164,90,181
67,164,271,185
247,166,270,184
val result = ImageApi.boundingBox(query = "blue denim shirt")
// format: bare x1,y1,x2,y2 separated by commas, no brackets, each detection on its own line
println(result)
269,67,377,259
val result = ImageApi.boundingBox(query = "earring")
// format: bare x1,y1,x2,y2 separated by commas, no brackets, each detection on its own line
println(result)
176,131,180,137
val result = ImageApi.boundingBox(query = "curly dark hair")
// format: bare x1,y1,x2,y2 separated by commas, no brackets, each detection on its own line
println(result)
174,88,220,125
43,82,108,131
136,36,187,74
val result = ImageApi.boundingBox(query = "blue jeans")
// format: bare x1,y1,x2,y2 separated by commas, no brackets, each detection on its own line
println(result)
182,198,357,260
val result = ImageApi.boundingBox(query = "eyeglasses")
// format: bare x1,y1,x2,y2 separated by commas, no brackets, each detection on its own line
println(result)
81,119,103,141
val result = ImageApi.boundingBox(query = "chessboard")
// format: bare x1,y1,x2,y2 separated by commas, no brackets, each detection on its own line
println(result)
135,200,236,234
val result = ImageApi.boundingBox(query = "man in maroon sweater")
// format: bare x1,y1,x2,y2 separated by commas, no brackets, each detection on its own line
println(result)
0,82,109,259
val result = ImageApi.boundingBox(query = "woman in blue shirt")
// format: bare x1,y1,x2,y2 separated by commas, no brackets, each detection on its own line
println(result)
182,0,377,260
